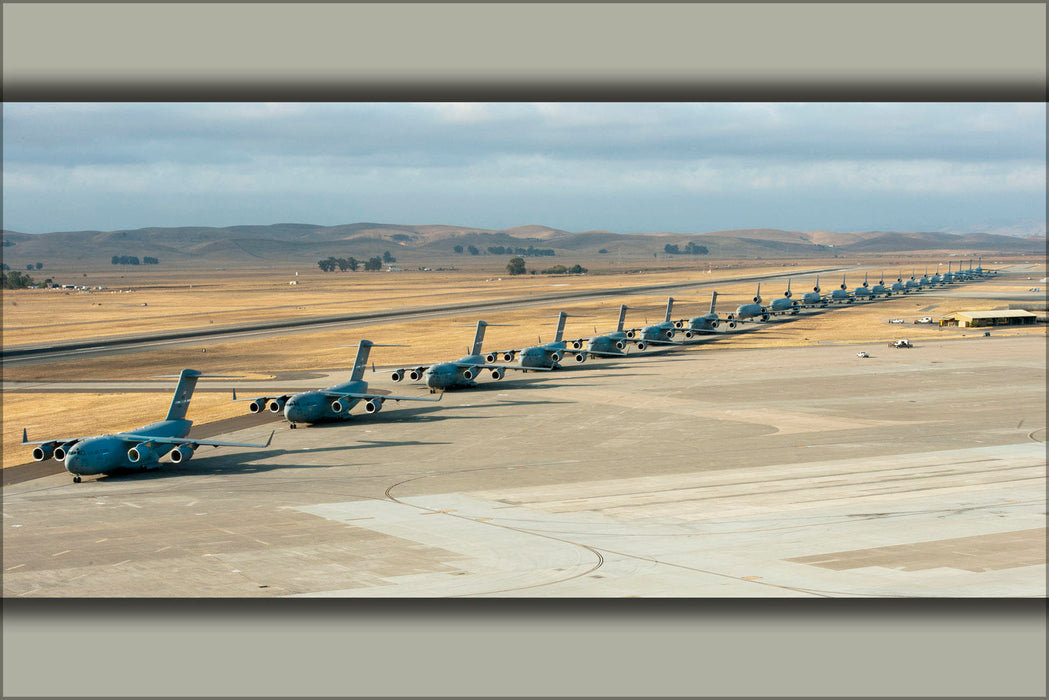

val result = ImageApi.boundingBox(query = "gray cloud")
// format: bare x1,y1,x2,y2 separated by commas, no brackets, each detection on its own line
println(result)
2,103,1045,235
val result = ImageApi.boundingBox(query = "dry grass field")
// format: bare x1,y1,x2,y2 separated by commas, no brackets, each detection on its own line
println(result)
3,255,1044,469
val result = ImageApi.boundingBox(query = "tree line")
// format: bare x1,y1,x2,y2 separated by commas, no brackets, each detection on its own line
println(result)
317,250,396,272
452,244,555,257
663,242,709,255
111,255,159,265
506,257,587,276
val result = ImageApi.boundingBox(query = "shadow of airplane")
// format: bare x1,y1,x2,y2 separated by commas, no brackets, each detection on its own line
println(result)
95,440,450,481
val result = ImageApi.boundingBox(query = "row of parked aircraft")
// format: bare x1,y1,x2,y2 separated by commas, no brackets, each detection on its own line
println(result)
23,259,995,482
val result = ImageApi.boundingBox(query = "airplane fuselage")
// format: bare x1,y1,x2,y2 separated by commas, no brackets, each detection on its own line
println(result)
733,303,768,321
585,332,633,356
637,322,675,342
768,298,799,314
800,292,825,307
852,286,873,300
684,313,723,331
829,290,853,303
424,354,487,390
283,379,369,424
518,341,568,369
63,419,192,477
871,284,891,296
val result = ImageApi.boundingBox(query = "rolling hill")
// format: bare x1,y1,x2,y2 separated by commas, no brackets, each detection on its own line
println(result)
2,223,1044,269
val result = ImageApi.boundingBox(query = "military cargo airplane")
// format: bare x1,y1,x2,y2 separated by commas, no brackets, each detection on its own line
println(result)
941,262,956,285
851,274,874,301
387,320,548,392
890,271,910,294
870,273,893,297
767,280,801,315
828,274,854,303
903,270,921,292
580,305,649,357
727,284,771,322
494,311,587,369
917,269,933,289
674,292,737,337
22,369,274,483
626,297,682,344
234,340,441,428
799,276,827,307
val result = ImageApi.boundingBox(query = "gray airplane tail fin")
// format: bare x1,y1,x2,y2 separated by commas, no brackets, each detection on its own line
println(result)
553,312,568,343
708,291,718,315
351,340,374,382
470,321,488,356
663,297,675,323
164,369,204,421
616,305,629,333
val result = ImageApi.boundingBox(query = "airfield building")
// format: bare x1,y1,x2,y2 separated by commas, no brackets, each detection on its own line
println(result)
939,310,1039,328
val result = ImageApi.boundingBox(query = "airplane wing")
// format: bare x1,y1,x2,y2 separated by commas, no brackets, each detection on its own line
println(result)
452,362,552,372
582,350,629,358
318,390,442,403
113,430,275,449
376,365,431,374
21,429,88,446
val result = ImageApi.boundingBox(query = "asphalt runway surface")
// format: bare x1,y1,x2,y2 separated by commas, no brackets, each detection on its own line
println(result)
3,334,1044,597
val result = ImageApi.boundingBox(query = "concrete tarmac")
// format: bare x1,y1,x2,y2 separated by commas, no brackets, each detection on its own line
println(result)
2,334,1044,597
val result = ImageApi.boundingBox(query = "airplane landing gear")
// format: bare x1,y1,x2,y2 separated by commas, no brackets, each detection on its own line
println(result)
73,476,81,483
289,423,297,429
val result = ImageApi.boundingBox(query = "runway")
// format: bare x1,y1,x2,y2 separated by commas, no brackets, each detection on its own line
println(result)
0,266,844,365
3,334,1044,597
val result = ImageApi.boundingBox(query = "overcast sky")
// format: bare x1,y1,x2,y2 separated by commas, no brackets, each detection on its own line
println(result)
2,102,1045,236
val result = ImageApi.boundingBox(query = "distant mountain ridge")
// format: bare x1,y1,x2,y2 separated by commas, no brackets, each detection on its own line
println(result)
2,223,1044,267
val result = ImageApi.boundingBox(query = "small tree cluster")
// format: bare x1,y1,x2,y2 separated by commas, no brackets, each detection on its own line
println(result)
3,270,35,289
663,242,709,255
143,256,159,265
382,250,396,263
112,255,141,265
506,257,527,275
487,245,555,257
318,256,360,272
363,256,383,271
540,263,588,275
467,245,480,255
453,244,464,254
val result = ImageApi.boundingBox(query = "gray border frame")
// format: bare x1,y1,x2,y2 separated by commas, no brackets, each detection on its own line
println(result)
3,2,1047,698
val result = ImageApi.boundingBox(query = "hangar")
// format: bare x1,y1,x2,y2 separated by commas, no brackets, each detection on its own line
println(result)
940,309,1038,327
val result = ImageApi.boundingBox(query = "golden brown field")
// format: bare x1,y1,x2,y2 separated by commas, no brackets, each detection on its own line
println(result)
3,255,1044,469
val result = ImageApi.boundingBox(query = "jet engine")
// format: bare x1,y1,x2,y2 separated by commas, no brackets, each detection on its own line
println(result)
710,319,720,329
625,330,635,338
674,321,684,328
727,321,737,329
53,441,78,461
168,445,195,463
247,399,267,414
570,340,583,349
500,352,513,362
489,368,505,381
635,341,647,351
485,353,497,363
364,398,384,414
32,442,56,461
615,340,626,350
760,313,770,322
128,443,157,464
572,353,586,363
330,398,350,413
462,368,475,380
683,330,694,339
408,369,423,381
549,352,562,363
267,397,287,413
390,371,403,382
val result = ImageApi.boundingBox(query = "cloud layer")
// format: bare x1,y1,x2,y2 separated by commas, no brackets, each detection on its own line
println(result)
3,103,1045,235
